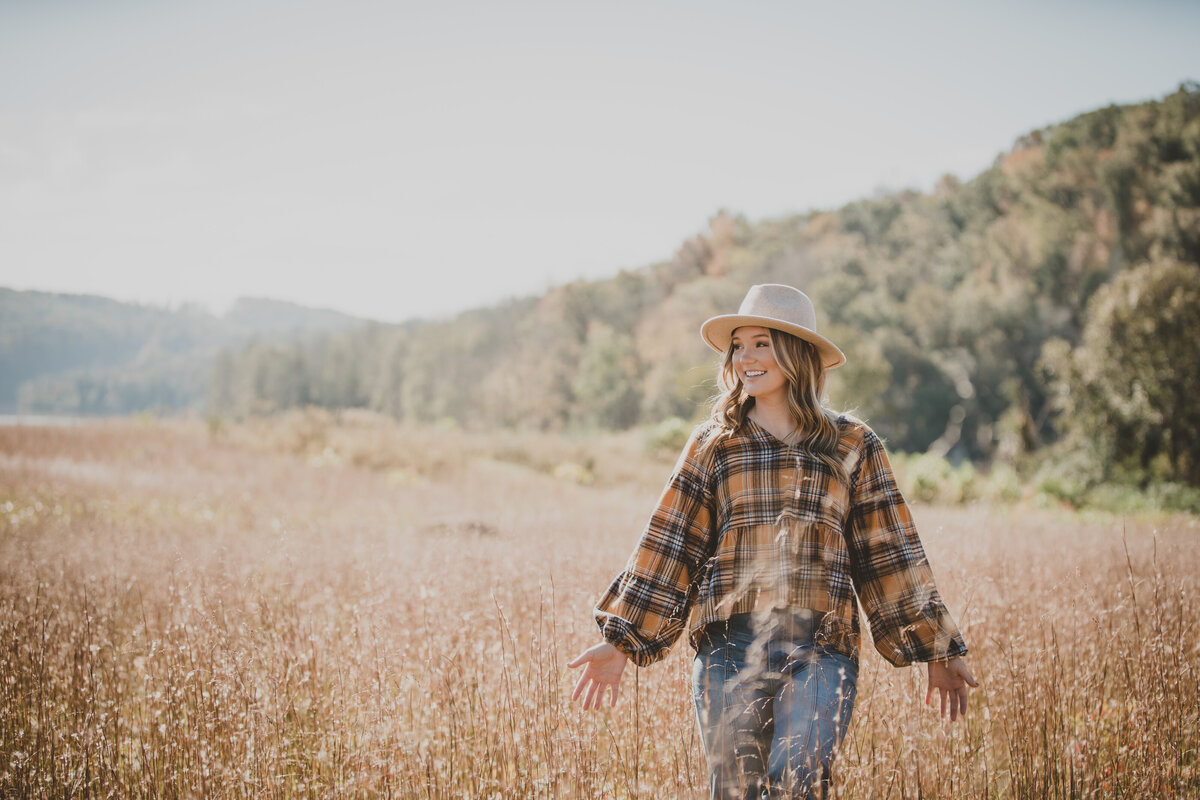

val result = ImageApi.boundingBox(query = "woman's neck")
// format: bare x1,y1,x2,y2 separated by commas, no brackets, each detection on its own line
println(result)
747,396,797,442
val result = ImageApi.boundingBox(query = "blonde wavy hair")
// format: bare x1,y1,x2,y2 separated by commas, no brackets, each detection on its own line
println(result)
699,328,847,482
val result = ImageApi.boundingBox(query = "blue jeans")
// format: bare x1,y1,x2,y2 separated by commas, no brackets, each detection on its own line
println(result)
692,610,858,800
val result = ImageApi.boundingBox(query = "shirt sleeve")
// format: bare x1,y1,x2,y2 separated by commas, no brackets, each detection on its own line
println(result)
845,428,968,667
594,427,717,667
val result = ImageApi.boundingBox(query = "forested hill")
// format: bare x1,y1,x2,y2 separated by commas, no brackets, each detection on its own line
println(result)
12,83,1200,489
208,83,1200,487
0,291,370,414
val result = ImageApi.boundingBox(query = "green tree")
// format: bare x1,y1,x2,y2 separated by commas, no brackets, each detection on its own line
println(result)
572,323,642,429
207,350,236,415
1046,259,1200,485
369,331,408,418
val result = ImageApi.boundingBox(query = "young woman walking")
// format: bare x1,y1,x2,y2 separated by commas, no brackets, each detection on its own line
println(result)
568,284,978,799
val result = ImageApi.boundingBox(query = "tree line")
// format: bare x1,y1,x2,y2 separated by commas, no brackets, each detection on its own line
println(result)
2,295,366,416
203,83,1198,491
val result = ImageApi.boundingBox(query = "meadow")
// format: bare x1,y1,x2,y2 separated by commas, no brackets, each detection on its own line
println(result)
1,411,1196,799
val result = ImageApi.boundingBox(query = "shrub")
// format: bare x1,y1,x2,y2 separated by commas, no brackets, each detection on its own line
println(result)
644,416,692,458
979,463,1023,504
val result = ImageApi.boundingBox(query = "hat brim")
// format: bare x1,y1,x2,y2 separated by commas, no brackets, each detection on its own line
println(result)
700,314,846,369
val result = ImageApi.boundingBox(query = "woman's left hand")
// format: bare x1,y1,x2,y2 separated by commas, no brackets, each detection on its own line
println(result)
925,657,979,722
567,642,628,710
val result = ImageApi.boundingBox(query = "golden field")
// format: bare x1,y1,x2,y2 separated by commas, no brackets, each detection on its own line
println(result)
1,411,1197,799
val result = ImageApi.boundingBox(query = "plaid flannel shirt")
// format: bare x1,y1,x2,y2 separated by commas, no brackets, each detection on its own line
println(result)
595,415,968,668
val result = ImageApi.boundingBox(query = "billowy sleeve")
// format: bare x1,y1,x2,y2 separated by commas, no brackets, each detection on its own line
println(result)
845,429,968,667
594,427,718,667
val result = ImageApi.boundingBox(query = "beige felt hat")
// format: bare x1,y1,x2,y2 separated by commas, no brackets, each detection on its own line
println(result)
700,284,845,369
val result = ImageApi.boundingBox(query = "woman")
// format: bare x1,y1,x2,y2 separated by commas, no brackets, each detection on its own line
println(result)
568,284,978,799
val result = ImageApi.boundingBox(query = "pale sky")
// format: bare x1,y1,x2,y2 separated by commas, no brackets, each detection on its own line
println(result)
2,0,1198,323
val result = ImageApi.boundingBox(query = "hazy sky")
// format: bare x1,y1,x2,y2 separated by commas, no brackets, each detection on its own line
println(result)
2,0,1198,323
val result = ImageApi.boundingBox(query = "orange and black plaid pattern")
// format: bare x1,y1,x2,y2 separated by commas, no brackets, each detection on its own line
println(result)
595,416,968,668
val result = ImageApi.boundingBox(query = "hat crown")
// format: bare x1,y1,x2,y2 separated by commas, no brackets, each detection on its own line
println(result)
698,283,846,368
737,284,818,331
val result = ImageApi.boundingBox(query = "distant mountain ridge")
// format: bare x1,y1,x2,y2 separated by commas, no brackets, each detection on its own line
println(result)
220,296,370,335
0,289,373,413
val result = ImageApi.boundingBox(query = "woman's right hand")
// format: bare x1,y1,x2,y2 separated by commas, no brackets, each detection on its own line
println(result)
567,642,628,709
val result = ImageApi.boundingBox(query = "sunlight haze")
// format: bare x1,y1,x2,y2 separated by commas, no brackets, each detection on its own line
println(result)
2,0,1197,322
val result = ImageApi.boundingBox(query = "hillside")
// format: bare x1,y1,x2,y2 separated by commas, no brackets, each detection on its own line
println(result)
7,84,1199,491
0,291,371,414
209,84,1200,488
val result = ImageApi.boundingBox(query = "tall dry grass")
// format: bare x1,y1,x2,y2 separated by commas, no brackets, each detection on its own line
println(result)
1,414,1197,798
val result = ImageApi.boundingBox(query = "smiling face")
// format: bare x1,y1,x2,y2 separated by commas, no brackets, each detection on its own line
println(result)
730,325,788,405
